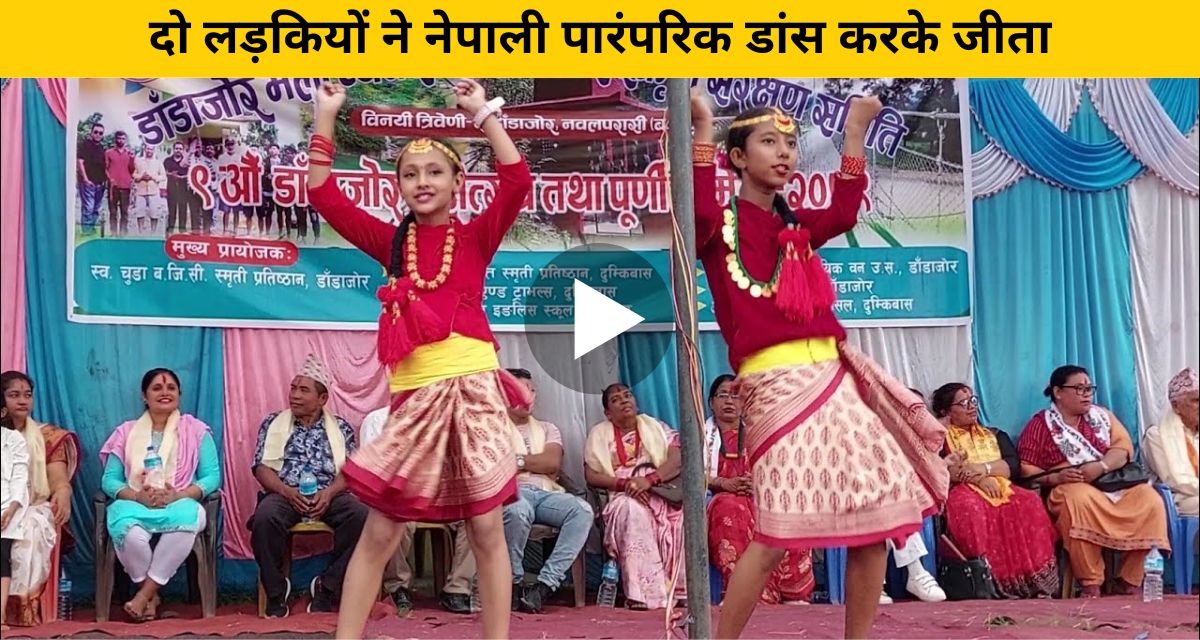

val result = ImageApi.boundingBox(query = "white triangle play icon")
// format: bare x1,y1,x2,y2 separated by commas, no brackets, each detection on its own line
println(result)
573,279,644,360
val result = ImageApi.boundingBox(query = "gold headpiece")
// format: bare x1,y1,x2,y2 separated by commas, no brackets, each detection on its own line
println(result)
400,138,464,172
729,108,797,135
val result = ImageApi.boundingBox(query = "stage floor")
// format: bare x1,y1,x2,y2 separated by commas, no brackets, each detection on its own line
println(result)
9,595,1197,638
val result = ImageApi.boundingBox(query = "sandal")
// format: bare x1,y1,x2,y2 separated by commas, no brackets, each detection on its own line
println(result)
123,593,152,622
626,600,648,611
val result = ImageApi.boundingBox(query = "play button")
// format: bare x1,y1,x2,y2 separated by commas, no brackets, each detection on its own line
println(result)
520,243,672,395
573,280,645,359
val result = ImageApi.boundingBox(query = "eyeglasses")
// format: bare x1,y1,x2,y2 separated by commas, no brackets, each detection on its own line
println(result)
952,397,979,409
715,392,739,401
1061,384,1098,396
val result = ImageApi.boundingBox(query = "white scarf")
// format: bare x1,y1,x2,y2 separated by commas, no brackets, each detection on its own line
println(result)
261,409,346,473
1043,404,1121,502
584,414,669,477
704,416,721,476
125,411,181,491
20,419,51,503
1152,410,1198,489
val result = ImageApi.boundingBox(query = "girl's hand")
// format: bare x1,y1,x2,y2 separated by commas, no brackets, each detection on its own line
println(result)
452,79,488,117
315,81,347,115
846,96,884,132
690,87,714,125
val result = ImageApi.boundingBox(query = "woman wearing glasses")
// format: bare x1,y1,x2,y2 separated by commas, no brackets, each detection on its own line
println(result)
932,383,1058,598
1016,366,1169,597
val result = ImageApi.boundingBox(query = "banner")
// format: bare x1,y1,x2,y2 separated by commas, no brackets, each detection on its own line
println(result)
66,77,970,330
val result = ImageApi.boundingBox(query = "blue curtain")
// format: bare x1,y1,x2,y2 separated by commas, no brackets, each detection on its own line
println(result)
970,79,1144,191
1149,78,1200,133
972,89,1139,439
616,331,732,428
21,80,228,597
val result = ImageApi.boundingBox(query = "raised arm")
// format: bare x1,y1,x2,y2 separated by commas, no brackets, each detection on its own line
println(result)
793,96,880,248
306,81,396,266
689,87,724,250
456,79,533,257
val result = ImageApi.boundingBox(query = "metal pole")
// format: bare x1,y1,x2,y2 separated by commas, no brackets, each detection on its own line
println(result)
666,78,711,639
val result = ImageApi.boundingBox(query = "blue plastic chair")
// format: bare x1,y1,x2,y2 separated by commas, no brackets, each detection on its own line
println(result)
828,516,937,604
1155,484,1199,595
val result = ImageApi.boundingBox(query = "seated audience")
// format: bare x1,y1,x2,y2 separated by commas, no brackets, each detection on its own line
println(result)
98,368,220,621
705,374,814,604
249,354,367,617
1,371,80,627
584,383,684,610
2,411,31,631
360,406,416,616
933,383,1059,598
503,369,593,613
1143,368,1199,517
439,521,476,614
1017,365,1169,597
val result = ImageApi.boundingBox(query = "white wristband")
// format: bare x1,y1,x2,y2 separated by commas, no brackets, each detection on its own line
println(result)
473,97,506,128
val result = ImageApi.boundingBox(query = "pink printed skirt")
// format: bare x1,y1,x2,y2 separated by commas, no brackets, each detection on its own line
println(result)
738,344,949,549
342,369,518,522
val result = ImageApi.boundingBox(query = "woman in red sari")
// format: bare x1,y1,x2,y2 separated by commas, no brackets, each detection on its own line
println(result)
706,375,814,605
306,80,533,638
931,383,1058,598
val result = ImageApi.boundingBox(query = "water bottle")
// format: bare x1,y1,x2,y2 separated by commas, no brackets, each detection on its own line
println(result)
469,574,481,613
298,467,318,522
143,446,165,489
57,577,72,621
1142,545,1164,603
597,559,620,608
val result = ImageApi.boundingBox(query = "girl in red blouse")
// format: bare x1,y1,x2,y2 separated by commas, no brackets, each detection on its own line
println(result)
306,80,533,639
688,89,949,639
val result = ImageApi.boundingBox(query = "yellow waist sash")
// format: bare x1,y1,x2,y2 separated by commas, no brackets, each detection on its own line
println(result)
389,333,499,392
738,337,838,376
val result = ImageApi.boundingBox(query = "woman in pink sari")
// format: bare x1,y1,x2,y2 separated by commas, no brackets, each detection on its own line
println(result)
585,384,684,610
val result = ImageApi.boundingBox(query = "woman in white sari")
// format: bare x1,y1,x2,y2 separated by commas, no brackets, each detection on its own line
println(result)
1,371,80,627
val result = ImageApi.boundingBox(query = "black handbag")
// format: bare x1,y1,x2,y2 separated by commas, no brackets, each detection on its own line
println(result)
936,535,999,601
632,463,683,507
1093,461,1151,492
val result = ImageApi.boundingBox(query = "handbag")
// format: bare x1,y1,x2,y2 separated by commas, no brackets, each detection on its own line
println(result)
632,463,683,507
936,535,999,601
1092,460,1151,492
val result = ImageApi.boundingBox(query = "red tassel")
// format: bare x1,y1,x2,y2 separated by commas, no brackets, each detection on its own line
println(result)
375,280,415,367
774,227,834,323
404,295,443,345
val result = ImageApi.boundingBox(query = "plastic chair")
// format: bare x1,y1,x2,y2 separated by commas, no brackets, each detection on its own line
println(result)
1155,484,1199,595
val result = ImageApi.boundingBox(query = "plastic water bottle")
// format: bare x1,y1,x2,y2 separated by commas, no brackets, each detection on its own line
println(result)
469,574,481,613
143,447,165,489
597,559,620,607
57,577,72,620
1142,545,1164,603
298,467,318,522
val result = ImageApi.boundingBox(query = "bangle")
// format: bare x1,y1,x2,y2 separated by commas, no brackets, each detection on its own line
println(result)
1098,460,1110,473
984,462,992,476
615,478,627,492
311,134,334,150
473,97,506,128
839,155,867,176
307,157,332,167
646,472,662,487
693,142,717,164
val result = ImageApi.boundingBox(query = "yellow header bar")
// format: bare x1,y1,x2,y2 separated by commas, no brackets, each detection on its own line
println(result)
2,0,1198,76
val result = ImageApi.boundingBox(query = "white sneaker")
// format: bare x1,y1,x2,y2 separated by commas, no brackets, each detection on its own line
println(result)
878,590,893,605
906,571,947,603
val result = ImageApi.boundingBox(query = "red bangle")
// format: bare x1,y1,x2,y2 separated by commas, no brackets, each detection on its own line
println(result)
311,134,334,149
309,144,334,157
646,472,662,486
307,157,332,166
839,155,867,176
615,478,628,492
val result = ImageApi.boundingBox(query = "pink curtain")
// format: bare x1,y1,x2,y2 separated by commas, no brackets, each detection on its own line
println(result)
1,80,26,372
221,328,389,559
35,79,66,126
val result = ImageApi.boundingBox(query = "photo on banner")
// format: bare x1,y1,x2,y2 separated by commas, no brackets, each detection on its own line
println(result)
65,77,970,330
